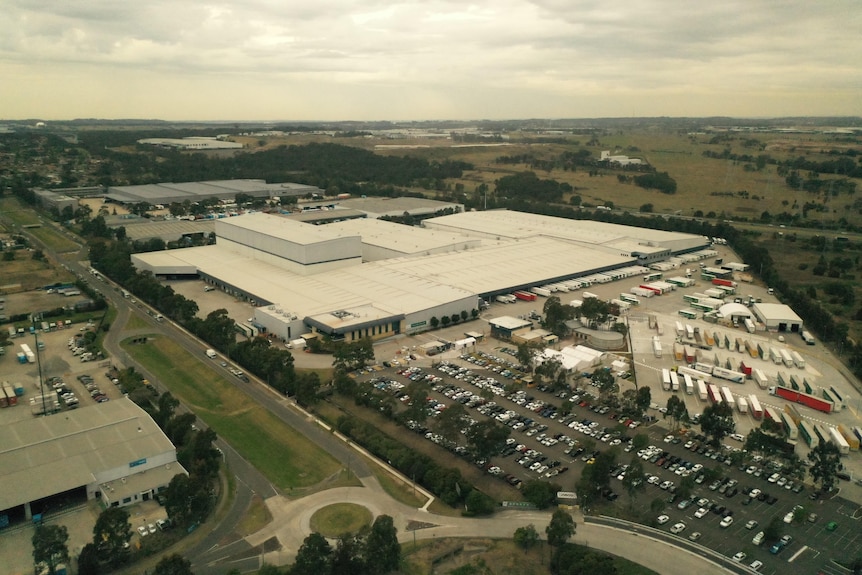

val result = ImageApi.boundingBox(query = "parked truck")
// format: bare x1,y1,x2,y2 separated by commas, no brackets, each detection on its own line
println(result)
670,371,680,392
530,287,552,297
753,369,769,389
801,330,815,345
514,291,537,302
720,386,735,409
838,424,860,451
748,395,763,419
791,351,805,369
828,426,851,455
683,374,694,395
712,366,745,384
652,337,662,358
697,379,708,401
2,383,17,406
205,349,217,359
770,385,834,414
679,365,712,382
737,396,748,414
744,318,756,334
712,278,737,288
779,348,794,368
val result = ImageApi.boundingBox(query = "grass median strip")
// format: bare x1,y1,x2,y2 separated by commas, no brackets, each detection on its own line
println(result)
122,335,340,490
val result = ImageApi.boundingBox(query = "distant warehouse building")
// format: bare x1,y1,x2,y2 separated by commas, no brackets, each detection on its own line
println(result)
0,398,187,522
32,188,79,215
105,179,322,206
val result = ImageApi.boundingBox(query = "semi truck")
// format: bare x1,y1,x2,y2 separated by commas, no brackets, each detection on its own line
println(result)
205,349,217,359
2,383,17,406
712,278,737,288
693,362,714,375
748,395,763,419
769,385,834,414
799,420,818,448
620,293,640,305
630,286,655,298
514,291,537,301
780,412,799,440
764,406,781,424
720,386,735,408
20,343,35,364
679,365,712,382
530,287,551,297
707,384,721,403
828,386,845,410
744,318,756,334
712,366,745,384
779,349,794,368
581,291,599,300
670,371,680,392
801,330,815,345
661,368,671,391
652,337,662,358
737,396,748,414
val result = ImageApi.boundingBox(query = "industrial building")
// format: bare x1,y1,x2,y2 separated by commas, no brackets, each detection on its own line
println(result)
137,137,243,150
130,209,709,341
105,179,322,206
337,196,464,219
0,398,186,521
752,303,804,333
32,188,79,215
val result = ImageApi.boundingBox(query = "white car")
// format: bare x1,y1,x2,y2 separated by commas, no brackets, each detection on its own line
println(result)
783,511,795,523
745,520,758,530
720,516,734,528
669,522,686,534
657,515,670,525
732,551,746,562
694,507,709,519
137,525,148,537
749,560,763,572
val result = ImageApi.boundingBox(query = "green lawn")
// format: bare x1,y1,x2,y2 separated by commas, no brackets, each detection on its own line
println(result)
309,503,373,537
0,197,41,226
28,225,80,252
122,335,340,490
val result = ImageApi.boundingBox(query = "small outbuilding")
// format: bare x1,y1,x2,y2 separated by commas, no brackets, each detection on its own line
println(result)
751,303,803,333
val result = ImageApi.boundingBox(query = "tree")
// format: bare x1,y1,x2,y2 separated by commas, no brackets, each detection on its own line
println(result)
154,554,194,575
92,507,132,567
441,315,451,327
546,509,575,547
429,316,439,329
764,516,783,542
465,419,510,462
330,535,366,575
513,524,540,552
516,343,534,369
808,440,842,492
32,524,69,575
464,489,496,516
521,480,560,509
291,533,331,575
631,433,650,451
542,296,577,337
592,368,617,397
77,543,101,575
664,395,689,432
699,400,735,446
364,515,400,574
435,402,468,443
622,458,646,506
635,386,651,413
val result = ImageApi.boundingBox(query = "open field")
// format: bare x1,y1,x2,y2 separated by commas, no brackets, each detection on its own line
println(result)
122,335,341,490
309,503,373,537
27,224,80,252
122,311,151,331
0,196,41,226
234,494,273,538
0,253,72,291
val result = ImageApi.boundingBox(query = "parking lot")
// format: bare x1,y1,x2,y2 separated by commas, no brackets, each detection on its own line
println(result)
354,342,862,575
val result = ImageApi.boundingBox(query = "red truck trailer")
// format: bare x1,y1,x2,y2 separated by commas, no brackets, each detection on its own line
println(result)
712,278,737,288
771,385,833,414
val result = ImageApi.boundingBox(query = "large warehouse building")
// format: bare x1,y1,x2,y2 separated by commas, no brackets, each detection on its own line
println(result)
105,179,322,206
0,398,186,521
131,209,709,341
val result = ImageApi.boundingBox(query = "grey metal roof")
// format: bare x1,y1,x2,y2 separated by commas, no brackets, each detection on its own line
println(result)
0,398,179,511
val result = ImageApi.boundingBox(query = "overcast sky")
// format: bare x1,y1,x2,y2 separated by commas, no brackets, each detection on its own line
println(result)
2,0,860,121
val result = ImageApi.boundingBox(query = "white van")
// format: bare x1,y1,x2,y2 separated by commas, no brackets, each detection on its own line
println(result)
752,531,765,545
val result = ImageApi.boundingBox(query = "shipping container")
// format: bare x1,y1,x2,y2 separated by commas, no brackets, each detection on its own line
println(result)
683,373,694,395
764,406,781,423
791,351,805,369
799,420,818,447
780,412,799,440
838,425,859,451
779,348,794,368
748,395,763,419
828,426,850,455
770,385,833,414
652,337,662,358
2,384,16,406
720,386,735,408
734,338,745,353
813,424,830,446
753,369,769,389
514,291,537,301
670,371,680,392
829,386,845,410
661,368,671,391
697,379,708,401
776,371,789,387
708,384,721,403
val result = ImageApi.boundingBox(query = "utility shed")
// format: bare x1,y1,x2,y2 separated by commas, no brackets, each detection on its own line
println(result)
752,303,803,333
488,316,533,340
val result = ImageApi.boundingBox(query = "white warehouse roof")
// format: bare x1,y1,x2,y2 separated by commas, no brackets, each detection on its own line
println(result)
216,212,351,245
325,218,483,258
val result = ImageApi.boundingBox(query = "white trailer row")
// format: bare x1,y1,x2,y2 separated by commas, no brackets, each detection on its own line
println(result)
697,379,708,401
630,286,656,298
720,386,735,409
